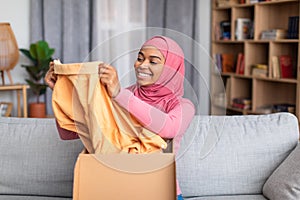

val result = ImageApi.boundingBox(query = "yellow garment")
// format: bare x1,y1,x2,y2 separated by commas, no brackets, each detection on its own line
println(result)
52,60,167,154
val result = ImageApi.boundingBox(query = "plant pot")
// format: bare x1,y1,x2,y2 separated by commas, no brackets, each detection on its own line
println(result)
29,103,46,118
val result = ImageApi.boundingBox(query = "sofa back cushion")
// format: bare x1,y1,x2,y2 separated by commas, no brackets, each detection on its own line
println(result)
176,113,299,197
0,117,83,198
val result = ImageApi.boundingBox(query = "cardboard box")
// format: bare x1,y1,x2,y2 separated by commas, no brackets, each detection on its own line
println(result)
73,153,176,200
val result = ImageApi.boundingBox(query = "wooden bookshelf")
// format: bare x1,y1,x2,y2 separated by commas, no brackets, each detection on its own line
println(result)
210,0,300,122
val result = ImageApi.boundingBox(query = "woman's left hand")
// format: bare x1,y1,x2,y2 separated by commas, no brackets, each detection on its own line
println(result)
98,63,121,98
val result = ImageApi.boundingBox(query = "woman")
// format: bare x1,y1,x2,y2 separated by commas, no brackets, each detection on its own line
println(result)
45,35,195,199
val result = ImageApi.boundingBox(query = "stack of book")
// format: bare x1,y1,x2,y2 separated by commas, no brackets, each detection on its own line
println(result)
261,29,287,40
231,97,252,110
252,64,268,77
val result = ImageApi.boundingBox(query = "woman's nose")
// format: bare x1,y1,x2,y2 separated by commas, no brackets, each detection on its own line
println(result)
139,62,150,69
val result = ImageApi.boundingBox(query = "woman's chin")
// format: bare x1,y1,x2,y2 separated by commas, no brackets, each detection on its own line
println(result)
137,80,153,87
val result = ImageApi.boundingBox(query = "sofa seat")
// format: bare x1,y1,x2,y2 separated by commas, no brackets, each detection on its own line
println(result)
0,195,71,200
185,194,267,200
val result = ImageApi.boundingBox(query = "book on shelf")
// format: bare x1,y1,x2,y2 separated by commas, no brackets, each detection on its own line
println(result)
271,56,280,78
214,22,221,40
279,55,294,78
221,53,235,73
261,29,287,40
235,18,253,40
213,53,222,73
287,16,299,39
240,55,245,75
235,53,244,75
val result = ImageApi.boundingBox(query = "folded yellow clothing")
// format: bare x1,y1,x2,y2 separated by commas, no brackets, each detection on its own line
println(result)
52,60,167,154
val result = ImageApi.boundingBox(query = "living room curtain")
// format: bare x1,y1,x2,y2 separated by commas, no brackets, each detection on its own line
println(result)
91,0,146,88
147,0,211,115
30,0,96,115
30,0,96,63
30,0,146,115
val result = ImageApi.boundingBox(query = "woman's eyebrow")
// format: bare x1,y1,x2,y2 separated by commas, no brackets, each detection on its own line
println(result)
139,51,162,60
149,55,162,60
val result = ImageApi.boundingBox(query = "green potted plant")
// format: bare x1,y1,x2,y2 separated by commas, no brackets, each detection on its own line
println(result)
19,40,55,118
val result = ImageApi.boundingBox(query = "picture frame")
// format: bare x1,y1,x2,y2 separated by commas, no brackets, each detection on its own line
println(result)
0,102,13,117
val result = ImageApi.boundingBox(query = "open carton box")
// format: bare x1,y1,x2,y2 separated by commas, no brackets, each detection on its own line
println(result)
73,151,176,200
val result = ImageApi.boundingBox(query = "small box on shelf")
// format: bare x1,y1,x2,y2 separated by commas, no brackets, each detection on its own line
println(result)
220,21,231,40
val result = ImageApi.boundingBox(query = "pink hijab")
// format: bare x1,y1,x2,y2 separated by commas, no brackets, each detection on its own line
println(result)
129,36,185,113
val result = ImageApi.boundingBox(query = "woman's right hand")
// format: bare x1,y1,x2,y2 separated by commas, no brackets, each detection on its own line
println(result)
44,61,57,90
98,63,121,98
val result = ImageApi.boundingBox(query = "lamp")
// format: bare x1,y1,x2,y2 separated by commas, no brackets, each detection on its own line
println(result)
0,22,19,85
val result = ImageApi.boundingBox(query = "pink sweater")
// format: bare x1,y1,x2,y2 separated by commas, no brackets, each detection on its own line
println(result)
114,88,195,153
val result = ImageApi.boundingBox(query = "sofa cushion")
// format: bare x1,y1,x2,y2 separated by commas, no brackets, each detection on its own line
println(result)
176,113,299,198
0,195,71,200
0,117,83,198
184,194,267,200
263,143,300,200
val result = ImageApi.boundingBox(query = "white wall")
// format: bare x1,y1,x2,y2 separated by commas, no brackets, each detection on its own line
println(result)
197,0,211,115
0,0,30,116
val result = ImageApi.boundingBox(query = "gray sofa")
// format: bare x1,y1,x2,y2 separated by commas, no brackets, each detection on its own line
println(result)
0,112,299,199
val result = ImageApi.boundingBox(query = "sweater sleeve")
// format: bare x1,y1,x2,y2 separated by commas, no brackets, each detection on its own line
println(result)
113,88,195,139
55,120,80,140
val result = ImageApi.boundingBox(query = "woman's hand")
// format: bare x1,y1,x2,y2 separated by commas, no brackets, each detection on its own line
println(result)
44,61,57,90
98,63,120,98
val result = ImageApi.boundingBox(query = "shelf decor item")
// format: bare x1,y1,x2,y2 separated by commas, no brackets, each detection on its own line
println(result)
235,18,252,40
0,23,19,85
19,40,55,118
0,102,13,117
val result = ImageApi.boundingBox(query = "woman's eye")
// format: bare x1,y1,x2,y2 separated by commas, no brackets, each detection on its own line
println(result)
150,61,158,65
137,57,143,62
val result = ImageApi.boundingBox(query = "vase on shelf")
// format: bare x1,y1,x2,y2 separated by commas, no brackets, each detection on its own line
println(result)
29,103,46,118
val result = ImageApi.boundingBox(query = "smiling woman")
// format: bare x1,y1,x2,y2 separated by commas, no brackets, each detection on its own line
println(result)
45,35,195,199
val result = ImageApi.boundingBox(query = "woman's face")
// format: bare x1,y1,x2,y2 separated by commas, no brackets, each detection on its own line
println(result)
134,46,165,86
